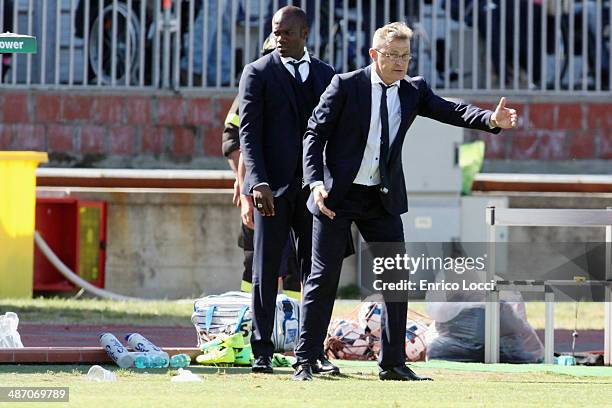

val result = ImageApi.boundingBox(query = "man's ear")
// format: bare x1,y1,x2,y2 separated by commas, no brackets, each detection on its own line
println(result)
368,48,378,61
302,27,309,41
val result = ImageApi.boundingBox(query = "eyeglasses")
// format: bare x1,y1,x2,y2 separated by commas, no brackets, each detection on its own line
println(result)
374,49,412,62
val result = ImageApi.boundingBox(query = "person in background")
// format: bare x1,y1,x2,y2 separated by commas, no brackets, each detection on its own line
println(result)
222,34,302,301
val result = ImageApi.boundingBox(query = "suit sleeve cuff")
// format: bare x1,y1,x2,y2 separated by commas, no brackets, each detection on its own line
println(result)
251,182,269,191
488,114,498,129
309,181,324,190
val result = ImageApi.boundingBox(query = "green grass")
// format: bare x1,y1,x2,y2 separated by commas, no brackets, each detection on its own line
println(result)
0,297,194,326
0,297,605,329
0,362,610,408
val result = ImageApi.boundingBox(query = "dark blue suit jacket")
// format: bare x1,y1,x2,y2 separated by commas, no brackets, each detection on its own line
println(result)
303,65,501,216
239,50,335,197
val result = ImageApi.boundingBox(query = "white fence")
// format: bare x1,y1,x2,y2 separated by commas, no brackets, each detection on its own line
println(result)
0,0,610,96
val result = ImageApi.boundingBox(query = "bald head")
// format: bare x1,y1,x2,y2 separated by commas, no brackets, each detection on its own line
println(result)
273,6,308,30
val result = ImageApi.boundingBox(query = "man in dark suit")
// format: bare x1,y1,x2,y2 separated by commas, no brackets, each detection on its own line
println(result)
239,6,336,374
293,22,518,381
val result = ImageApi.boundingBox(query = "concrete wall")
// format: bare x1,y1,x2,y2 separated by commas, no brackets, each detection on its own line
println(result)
35,187,610,299
38,188,243,299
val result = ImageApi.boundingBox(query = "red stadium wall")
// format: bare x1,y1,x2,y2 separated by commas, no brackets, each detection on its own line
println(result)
466,100,611,162
0,91,233,168
0,91,610,169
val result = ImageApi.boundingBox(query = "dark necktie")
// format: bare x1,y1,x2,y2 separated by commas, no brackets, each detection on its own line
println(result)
379,83,392,194
288,60,307,83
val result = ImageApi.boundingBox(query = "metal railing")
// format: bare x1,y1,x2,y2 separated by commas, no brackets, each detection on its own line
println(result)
0,0,610,96
484,207,612,365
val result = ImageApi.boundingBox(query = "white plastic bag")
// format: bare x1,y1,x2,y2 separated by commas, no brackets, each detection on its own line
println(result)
86,365,117,382
0,312,24,348
171,368,203,383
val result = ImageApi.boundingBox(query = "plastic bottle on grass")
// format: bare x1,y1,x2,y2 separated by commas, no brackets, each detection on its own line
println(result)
170,354,191,368
133,353,169,369
99,333,135,368
125,333,169,367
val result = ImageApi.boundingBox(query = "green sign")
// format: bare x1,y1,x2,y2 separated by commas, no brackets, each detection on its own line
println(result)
0,33,37,54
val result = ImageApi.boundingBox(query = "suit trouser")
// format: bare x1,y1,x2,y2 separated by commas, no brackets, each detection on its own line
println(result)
239,223,301,295
295,184,407,369
251,181,312,359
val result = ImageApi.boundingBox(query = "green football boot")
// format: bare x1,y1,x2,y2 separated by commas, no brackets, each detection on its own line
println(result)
233,344,253,366
195,346,235,365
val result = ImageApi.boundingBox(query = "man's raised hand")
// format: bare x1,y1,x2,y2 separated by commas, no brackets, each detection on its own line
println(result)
491,97,518,129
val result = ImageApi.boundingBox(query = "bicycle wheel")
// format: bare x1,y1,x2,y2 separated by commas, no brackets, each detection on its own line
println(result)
89,2,141,85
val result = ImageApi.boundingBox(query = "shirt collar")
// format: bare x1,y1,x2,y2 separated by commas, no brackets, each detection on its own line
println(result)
370,64,401,88
280,48,311,65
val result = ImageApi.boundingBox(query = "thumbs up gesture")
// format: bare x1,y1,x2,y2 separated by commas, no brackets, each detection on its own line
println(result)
490,97,518,129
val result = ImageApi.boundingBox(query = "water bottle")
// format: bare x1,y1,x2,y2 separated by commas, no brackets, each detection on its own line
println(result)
99,333,135,369
86,365,117,382
133,353,169,369
125,333,169,367
169,354,191,368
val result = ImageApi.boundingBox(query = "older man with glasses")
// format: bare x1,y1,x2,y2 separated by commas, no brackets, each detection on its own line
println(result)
293,21,518,381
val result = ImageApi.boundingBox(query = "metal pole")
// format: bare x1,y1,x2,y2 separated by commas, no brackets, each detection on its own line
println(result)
343,0,348,72
356,0,362,67
472,0,479,90
69,0,76,85
162,0,172,89
458,0,465,90
111,0,118,86
431,0,437,89
26,0,33,85
485,206,499,364
544,288,555,364
513,0,519,90
500,0,506,90
187,0,195,88
554,1,561,91
605,207,612,365
485,0,492,90
541,0,548,91
42,0,49,84
83,0,90,86
595,0,602,91
444,0,450,89
173,0,182,89
139,0,145,87
0,0,4,82
54,0,60,85
569,0,575,91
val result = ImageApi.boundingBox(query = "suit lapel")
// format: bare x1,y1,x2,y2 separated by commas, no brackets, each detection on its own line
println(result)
270,51,298,117
309,58,326,97
358,66,372,141
388,79,413,160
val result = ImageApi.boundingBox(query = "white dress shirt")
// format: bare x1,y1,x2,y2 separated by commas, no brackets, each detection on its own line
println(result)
353,66,402,186
280,48,311,82
309,65,403,190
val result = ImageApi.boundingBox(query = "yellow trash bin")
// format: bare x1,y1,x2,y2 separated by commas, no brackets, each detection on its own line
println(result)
0,151,48,298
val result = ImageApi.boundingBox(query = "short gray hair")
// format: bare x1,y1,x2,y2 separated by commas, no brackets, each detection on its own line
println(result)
372,22,413,49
